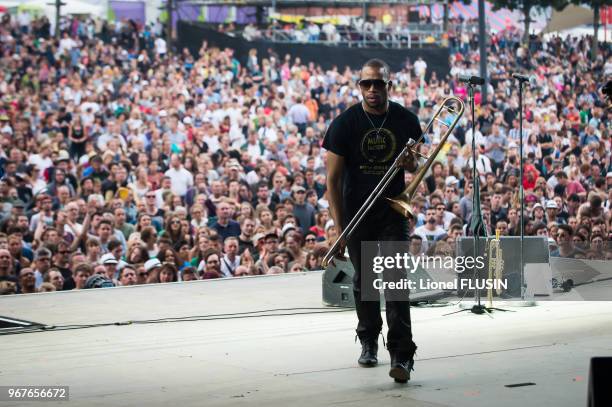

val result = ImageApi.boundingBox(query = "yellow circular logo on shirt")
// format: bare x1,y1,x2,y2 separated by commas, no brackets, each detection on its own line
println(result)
360,127,397,164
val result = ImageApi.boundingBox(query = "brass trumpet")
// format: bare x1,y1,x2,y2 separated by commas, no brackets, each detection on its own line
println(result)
487,229,505,307
322,96,465,267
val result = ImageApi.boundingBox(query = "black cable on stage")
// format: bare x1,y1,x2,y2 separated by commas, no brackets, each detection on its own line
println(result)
0,307,354,337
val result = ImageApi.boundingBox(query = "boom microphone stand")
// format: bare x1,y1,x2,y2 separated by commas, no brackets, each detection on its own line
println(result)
446,77,509,316
513,73,530,301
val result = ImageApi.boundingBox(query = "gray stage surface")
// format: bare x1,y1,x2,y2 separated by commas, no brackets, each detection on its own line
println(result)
1,272,611,407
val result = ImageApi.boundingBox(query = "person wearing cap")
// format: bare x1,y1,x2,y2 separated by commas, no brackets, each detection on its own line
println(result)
545,200,560,223
84,274,116,289
443,177,459,203
251,232,266,256
100,253,119,281
532,203,546,224
323,59,419,382
291,184,316,231
143,258,162,277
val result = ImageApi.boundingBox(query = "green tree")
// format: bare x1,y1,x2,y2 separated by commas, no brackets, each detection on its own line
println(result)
490,0,566,43
568,0,612,61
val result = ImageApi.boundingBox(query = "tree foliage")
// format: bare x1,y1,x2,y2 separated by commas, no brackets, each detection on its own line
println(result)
567,0,612,61
490,0,567,42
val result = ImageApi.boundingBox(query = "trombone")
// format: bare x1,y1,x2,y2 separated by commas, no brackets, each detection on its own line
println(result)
322,96,465,267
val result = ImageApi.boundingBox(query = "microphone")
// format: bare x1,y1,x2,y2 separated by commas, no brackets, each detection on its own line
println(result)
512,73,537,85
458,75,485,85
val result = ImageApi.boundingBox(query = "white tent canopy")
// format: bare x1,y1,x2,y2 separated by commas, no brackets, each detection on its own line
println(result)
0,1,22,8
542,4,593,34
543,25,610,42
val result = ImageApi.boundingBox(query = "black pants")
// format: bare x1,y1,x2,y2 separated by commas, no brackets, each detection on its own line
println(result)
346,208,417,357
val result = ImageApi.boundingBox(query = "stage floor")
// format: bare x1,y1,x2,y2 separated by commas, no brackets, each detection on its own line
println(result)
1,272,611,407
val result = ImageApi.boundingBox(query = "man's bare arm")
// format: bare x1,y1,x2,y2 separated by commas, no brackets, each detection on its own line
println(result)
326,151,345,238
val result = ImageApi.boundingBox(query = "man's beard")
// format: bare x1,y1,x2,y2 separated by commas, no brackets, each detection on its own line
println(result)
363,97,387,111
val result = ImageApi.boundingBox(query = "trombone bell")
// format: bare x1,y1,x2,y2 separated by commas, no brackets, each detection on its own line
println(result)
386,96,465,219
385,196,416,219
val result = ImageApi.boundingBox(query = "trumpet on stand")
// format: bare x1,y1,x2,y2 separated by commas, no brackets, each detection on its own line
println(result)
486,229,505,308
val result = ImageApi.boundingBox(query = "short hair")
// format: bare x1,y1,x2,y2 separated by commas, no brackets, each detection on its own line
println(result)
140,227,157,243
43,268,61,283
74,263,93,276
203,249,220,263
107,238,122,251
240,217,255,227
98,219,113,229
35,247,52,259
362,59,390,81
87,237,101,247
224,236,239,245
533,223,547,233
181,266,197,277
558,224,573,236
118,265,136,279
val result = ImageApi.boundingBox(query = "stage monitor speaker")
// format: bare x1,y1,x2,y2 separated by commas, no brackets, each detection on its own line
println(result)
588,357,612,407
322,255,446,307
322,257,356,307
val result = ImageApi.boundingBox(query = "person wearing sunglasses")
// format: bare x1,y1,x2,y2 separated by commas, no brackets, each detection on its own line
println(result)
323,58,421,383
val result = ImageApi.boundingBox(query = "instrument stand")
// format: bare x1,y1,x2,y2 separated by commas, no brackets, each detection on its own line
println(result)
444,83,510,317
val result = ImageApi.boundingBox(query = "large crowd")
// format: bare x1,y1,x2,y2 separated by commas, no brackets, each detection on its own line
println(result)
0,13,609,295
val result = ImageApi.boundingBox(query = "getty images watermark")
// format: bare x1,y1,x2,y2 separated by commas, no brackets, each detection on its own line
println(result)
371,252,507,291
359,240,516,301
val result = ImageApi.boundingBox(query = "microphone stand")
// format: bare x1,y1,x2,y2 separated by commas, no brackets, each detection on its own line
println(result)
445,82,509,316
517,77,526,299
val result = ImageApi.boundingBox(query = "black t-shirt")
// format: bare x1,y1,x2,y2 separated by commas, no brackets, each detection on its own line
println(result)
238,238,254,255
322,101,422,223
56,266,75,290
561,145,582,166
537,133,553,156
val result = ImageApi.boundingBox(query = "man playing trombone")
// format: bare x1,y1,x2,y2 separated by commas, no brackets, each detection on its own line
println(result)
323,58,421,383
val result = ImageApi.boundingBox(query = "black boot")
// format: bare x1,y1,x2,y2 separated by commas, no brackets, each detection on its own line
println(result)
358,338,378,367
389,351,415,383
